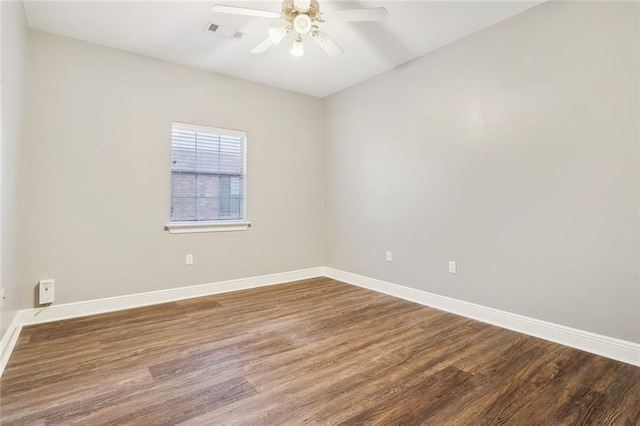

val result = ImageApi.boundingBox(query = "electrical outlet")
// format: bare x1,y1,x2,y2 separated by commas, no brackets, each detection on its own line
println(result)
449,261,457,274
186,254,193,265
386,251,392,261
39,279,55,304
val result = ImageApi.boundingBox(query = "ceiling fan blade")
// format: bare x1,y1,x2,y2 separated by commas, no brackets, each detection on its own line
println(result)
310,27,343,58
269,20,292,44
320,7,388,22
294,0,311,10
319,38,343,58
211,4,280,19
251,37,275,54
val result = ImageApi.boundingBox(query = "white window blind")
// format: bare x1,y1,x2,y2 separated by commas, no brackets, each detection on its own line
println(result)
171,122,246,223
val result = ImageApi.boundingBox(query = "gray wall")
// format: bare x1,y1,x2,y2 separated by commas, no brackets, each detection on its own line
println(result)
325,1,640,343
18,31,324,307
9,1,640,345
1,2,28,340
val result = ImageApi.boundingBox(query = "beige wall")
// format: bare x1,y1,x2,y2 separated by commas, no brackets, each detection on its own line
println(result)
325,1,640,342
10,1,640,345
19,31,325,307
1,2,28,340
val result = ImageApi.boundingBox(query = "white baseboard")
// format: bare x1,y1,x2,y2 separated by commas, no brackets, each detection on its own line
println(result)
0,314,23,376
324,267,640,367
17,267,326,327
2,265,638,378
0,267,325,376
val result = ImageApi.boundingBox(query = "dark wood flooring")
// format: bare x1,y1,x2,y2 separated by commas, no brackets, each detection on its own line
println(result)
1,277,639,425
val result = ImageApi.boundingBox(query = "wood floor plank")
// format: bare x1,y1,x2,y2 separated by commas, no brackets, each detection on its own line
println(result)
1,277,638,425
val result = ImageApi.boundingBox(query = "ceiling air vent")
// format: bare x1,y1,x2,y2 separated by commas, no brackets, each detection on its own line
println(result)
204,22,243,40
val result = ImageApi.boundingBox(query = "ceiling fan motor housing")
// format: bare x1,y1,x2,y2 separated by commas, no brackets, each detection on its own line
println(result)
282,0,321,24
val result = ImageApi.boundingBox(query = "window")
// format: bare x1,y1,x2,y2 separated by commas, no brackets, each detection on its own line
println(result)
166,122,250,233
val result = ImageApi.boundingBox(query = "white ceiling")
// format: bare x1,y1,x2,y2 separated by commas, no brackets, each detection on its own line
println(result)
23,0,544,98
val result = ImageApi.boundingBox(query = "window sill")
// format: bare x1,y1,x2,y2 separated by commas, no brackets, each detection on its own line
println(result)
165,221,252,234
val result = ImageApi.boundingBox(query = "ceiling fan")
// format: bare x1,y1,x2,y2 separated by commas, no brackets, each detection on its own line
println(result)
211,0,388,57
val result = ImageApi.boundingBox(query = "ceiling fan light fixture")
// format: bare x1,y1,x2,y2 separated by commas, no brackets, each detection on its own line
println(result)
293,0,312,11
293,13,312,34
290,35,304,57
214,0,369,57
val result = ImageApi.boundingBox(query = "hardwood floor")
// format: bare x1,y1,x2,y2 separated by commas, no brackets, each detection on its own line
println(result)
1,277,639,425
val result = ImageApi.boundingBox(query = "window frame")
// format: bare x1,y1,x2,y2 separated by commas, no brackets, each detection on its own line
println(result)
165,122,251,234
